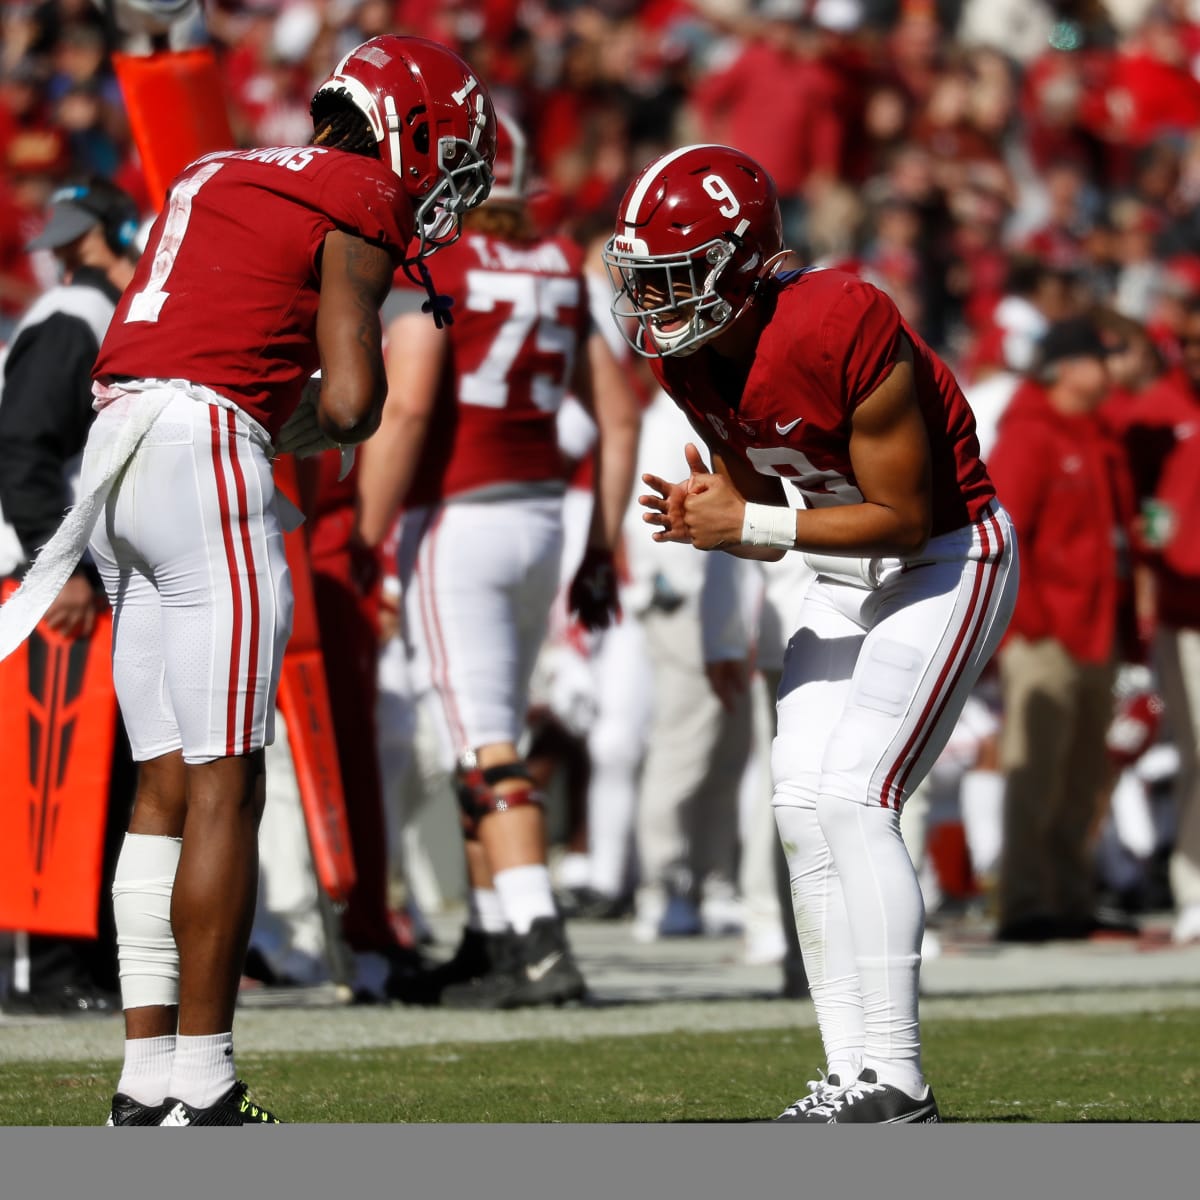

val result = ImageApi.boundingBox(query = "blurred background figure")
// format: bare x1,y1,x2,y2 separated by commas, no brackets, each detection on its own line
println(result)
356,110,640,1010
0,176,144,1014
988,315,1140,943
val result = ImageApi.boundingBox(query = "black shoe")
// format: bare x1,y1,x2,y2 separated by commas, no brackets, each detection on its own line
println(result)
802,1069,941,1124
994,915,1060,944
441,917,586,1010
1,984,121,1017
560,887,634,921
1080,907,1141,939
775,1073,842,1121
159,1081,281,1125
352,944,432,1005
105,1094,166,1126
386,928,507,1006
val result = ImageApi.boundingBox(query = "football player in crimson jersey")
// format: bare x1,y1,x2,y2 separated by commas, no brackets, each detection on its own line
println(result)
607,144,1020,1123
0,36,496,1126
356,111,641,1009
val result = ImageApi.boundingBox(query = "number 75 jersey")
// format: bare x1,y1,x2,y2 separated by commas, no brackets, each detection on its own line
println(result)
401,229,591,508
652,268,997,538
93,145,415,438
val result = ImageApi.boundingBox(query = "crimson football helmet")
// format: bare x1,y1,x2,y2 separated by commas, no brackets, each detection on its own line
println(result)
311,35,497,259
489,109,529,204
603,144,785,357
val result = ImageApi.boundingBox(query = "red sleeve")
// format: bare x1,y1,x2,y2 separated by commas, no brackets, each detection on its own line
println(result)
820,280,903,411
319,156,415,264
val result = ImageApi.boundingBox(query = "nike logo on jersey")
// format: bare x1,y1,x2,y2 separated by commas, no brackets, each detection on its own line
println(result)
775,417,803,435
525,951,563,983
159,1103,191,1127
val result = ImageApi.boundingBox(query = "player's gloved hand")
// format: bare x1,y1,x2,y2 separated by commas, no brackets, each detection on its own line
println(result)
274,373,344,462
568,545,621,632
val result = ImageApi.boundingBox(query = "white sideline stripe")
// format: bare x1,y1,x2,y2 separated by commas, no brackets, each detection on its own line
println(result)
4,987,1200,1061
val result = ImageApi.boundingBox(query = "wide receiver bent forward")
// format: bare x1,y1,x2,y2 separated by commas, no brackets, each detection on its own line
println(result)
0,35,496,1125
605,144,1018,1124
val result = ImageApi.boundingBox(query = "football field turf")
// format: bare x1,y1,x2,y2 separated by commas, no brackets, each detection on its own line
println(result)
2,1005,1199,1125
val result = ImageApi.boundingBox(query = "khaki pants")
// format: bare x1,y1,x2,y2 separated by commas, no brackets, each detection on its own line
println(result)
997,638,1116,926
1156,625,1200,910
635,600,751,906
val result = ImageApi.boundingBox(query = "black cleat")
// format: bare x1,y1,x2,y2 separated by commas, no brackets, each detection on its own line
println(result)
105,1093,166,1126
441,916,586,1010
159,1080,281,1125
801,1068,941,1124
387,927,509,1006
775,1073,842,1121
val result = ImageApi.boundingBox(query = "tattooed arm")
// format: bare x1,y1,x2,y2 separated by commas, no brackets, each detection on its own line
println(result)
314,230,394,445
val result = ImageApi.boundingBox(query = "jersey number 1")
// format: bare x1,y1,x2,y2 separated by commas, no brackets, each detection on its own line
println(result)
125,161,225,325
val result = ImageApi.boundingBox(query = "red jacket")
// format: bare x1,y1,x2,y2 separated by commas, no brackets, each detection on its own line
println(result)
1108,372,1200,629
988,381,1137,664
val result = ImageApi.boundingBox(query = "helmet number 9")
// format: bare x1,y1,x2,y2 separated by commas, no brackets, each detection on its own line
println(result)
702,174,740,219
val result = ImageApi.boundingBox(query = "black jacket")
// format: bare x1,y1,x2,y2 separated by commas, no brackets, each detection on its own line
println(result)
0,267,120,565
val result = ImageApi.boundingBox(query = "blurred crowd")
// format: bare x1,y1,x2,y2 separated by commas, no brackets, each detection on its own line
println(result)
6,0,1200,369
3,0,1200,1007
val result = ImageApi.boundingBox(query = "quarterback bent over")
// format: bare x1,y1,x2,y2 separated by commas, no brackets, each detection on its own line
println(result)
607,145,1018,1123
0,36,496,1125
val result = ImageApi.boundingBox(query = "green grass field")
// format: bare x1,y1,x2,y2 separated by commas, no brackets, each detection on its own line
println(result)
2,1007,1198,1125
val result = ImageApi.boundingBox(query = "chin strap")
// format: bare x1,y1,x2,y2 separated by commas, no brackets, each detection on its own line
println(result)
403,256,455,329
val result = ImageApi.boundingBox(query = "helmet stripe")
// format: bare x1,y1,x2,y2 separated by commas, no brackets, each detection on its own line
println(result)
621,143,727,228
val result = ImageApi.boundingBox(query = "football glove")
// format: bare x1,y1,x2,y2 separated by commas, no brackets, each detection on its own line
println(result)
568,545,621,632
274,375,355,480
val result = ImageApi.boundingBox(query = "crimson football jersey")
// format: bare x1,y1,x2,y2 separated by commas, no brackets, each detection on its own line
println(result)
403,229,591,507
653,268,995,537
94,145,415,438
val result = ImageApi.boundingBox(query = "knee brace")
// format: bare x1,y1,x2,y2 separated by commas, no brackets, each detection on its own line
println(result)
111,833,182,1010
455,760,544,838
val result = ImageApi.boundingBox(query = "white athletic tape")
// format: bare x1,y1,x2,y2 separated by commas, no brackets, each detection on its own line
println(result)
112,832,183,1010
741,502,795,551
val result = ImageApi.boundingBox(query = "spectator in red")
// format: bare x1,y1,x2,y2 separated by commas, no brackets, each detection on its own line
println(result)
1129,298,1200,943
989,315,1139,943
1103,9,1200,150
1021,159,1096,275
1096,307,1166,435
689,3,851,246
3,121,72,307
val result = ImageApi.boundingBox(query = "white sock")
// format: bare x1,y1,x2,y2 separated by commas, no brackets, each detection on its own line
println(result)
774,802,864,1079
586,746,639,898
556,851,592,892
467,887,508,934
166,1032,235,1109
493,864,557,935
116,1035,176,1105
816,794,926,1100
960,768,1005,881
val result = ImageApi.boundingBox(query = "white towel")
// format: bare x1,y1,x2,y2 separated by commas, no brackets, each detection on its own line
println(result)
800,553,882,589
0,386,171,662
0,378,286,663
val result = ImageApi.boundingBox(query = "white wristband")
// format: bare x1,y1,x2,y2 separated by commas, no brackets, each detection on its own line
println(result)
741,502,796,550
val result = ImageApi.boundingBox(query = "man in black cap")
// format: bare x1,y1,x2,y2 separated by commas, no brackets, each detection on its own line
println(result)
0,176,143,1014
986,314,1141,943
